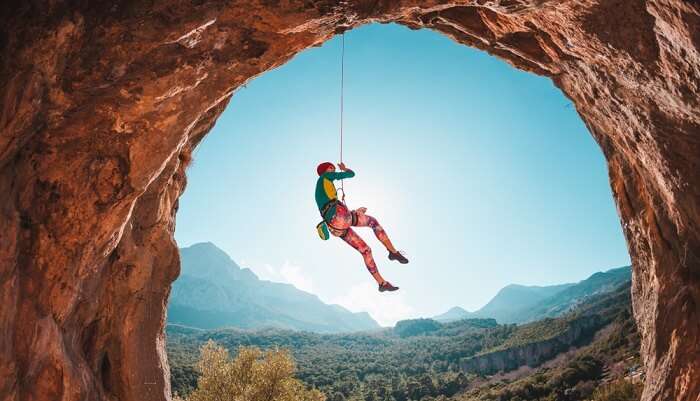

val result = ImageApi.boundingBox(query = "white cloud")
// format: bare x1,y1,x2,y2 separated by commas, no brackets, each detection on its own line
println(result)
248,261,412,326
254,261,315,294
279,262,314,293
329,282,414,327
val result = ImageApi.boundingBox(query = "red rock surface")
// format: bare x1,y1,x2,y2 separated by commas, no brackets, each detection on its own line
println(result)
0,1,698,400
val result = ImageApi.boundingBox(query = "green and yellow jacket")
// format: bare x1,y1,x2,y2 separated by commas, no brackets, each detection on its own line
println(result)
315,169,355,221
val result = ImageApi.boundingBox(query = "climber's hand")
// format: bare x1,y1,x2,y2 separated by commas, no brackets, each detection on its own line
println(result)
338,162,348,171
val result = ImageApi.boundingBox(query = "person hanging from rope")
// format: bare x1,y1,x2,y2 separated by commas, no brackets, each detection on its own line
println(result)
315,161,409,292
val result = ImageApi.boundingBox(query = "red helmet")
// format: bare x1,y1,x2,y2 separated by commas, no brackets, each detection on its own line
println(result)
317,162,334,176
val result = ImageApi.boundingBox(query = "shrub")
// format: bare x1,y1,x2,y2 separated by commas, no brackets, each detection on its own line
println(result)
183,340,325,401
592,380,642,401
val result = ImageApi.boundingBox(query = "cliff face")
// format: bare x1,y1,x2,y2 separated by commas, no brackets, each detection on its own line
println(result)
461,316,601,375
0,1,698,401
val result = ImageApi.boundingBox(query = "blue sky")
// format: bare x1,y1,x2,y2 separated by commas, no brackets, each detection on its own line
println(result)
174,23,631,326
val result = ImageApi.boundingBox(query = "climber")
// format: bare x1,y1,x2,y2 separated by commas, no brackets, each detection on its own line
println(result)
315,161,408,292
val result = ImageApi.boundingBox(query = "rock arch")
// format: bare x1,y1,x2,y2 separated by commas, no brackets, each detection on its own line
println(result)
0,1,698,400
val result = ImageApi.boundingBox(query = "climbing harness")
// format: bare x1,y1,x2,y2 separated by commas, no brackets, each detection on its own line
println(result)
317,198,351,239
337,32,347,203
320,198,339,220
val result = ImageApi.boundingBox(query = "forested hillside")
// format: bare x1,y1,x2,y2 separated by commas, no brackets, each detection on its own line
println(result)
167,282,640,401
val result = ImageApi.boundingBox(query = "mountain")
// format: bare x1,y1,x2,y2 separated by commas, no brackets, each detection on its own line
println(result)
435,266,631,324
433,306,471,322
473,282,575,323
516,266,632,322
167,242,379,333
433,283,574,323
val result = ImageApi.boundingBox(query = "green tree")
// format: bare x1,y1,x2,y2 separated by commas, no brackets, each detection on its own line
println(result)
183,340,325,401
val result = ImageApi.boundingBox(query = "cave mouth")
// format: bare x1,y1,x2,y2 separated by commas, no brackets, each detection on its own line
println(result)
172,22,631,329
1,2,698,401
166,22,636,398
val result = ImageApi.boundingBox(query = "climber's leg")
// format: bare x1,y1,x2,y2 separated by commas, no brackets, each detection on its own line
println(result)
341,228,387,285
353,209,397,253
353,208,409,264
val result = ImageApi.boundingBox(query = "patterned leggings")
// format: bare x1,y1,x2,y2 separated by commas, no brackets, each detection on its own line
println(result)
328,203,393,274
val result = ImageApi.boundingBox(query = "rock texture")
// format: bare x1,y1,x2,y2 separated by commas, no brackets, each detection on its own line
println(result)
0,1,698,401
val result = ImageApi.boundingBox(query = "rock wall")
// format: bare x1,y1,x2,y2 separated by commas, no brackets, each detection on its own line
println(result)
460,315,601,375
0,1,698,401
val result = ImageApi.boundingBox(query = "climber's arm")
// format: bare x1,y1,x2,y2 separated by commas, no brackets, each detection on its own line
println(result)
326,163,355,180
326,170,355,180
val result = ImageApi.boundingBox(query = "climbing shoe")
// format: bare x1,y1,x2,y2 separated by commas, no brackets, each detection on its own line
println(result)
379,281,399,292
388,251,409,264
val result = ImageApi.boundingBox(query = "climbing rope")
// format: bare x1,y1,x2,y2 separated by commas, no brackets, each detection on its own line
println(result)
339,32,346,203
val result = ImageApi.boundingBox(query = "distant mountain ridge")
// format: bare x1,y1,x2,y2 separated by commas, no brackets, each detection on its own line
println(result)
168,242,379,333
472,282,575,323
434,266,631,324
